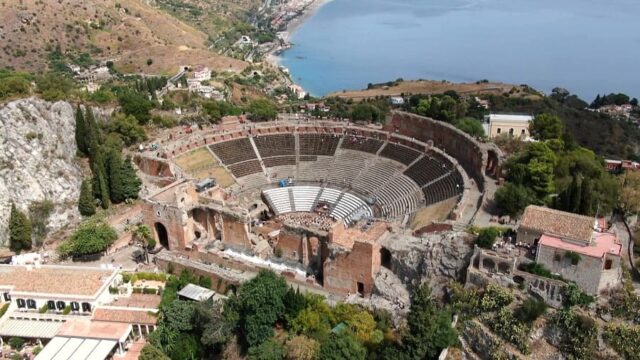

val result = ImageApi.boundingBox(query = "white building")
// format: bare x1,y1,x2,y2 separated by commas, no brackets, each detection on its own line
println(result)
192,65,212,82
483,114,534,138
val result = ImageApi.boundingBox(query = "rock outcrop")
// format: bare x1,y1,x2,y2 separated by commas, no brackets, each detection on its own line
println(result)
381,230,474,296
0,98,82,246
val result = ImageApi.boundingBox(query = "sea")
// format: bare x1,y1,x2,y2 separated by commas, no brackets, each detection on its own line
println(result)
278,0,640,101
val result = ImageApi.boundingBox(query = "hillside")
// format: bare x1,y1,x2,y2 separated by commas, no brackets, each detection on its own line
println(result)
328,80,537,101
0,0,247,75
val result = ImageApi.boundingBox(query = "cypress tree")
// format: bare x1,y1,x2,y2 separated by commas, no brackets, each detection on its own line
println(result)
78,179,96,216
120,158,142,201
569,175,582,213
9,203,32,252
85,107,100,158
579,178,594,216
75,105,88,156
107,149,126,203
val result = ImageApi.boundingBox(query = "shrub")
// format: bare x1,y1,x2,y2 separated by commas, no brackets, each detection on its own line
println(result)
0,303,10,318
602,323,640,360
564,251,581,265
486,308,530,354
62,305,72,315
146,238,156,250
39,304,49,313
514,298,547,323
9,337,25,350
133,287,144,294
550,309,597,359
562,282,594,308
143,287,158,295
57,218,117,258
248,338,285,360
480,284,514,312
519,262,563,280
122,273,132,283
33,346,43,355
476,227,501,249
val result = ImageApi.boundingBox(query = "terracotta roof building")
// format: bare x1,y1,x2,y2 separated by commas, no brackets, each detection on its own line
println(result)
518,205,596,245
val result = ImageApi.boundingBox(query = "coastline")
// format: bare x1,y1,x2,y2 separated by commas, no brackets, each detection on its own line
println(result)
265,0,332,70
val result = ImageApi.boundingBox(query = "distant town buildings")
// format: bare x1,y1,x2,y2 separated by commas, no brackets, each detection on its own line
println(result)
483,113,533,139
605,159,640,173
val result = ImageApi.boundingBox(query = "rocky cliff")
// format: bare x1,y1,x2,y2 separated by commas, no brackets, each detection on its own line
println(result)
381,230,475,296
0,98,82,246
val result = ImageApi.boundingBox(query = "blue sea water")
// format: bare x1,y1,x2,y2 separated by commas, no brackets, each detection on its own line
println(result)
279,0,640,100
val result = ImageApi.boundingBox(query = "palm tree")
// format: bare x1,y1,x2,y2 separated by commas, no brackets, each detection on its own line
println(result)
132,224,153,263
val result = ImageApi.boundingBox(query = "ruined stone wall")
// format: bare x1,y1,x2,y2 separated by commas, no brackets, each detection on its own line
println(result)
536,244,603,295
599,254,622,293
516,226,542,245
323,241,380,296
385,111,487,190
134,155,174,178
276,230,303,263
142,202,187,250
155,253,239,294
221,214,252,250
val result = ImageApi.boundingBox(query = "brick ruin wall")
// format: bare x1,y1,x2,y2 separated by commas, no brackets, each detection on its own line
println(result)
386,111,503,191
134,155,175,178
323,241,381,296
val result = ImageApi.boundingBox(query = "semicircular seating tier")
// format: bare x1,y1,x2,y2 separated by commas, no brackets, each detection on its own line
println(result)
179,130,465,221
262,186,373,224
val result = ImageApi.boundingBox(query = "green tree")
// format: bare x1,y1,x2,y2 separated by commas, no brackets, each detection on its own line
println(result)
36,72,74,101
28,200,54,246
107,113,148,146
248,99,278,121
284,335,319,360
529,113,564,140
318,332,366,360
350,103,382,123
476,227,500,249
139,344,169,360
92,165,110,209
9,204,32,252
579,177,594,215
233,270,289,346
75,105,89,156
119,91,153,124
494,183,536,217
248,338,285,360
453,117,485,138
78,179,96,216
58,219,117,257
400,285,458,360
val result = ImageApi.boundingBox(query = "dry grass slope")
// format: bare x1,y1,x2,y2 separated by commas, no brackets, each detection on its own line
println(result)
0,0,247,74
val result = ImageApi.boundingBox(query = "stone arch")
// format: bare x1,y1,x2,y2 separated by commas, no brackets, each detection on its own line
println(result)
482,258,496,272
380,247,392,270
497,262,511,274
155,222,170,249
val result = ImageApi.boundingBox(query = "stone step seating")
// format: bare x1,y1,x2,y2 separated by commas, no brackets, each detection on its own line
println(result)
326,150,369,186
262,186,371,221
263,156,296,167
254,134,296,157
340,136,383,154
422,172,464,205
299,134,341,156
228,159,263,178
268,165,297,180
209,138,257,165
330,192,372,220
291,186,321,212
237,173,270,189
318,187,341,203
298,156,333,182
351,160,401,196
264,188,293,215
375,174,423,218
382,191,422,219
404,154,452,187
379,142,421,165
